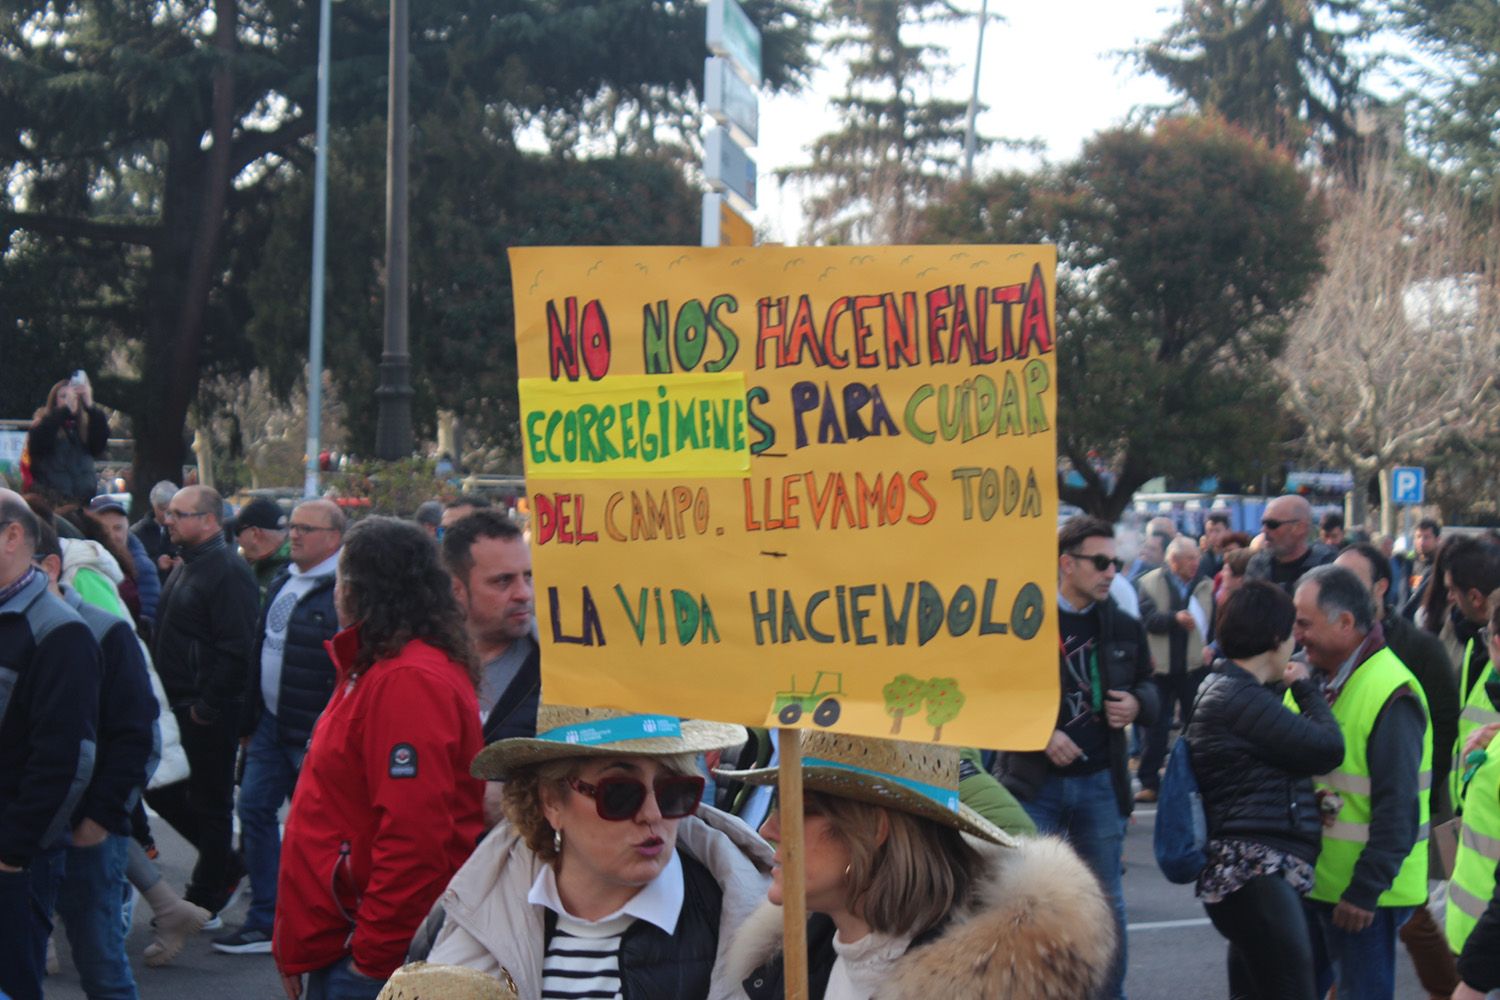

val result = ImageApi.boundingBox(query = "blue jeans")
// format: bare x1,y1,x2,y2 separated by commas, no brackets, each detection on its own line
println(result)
1021,769,1128,999
304,957,386,1000
57,834,137,1000
238,711,304,932
1304,900,1413,1000
0,847,66,1000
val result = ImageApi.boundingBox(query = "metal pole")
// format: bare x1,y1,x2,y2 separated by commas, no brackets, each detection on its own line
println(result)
374,0,413,460
304,0,332,498
962,0,989,183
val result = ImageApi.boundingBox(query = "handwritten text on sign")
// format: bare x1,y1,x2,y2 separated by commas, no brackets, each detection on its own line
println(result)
512,246,1058,749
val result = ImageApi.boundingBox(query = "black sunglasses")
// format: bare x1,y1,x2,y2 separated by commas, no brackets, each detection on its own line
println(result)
1261,518,1294,531
1067,551,1124,573
568,773,705,821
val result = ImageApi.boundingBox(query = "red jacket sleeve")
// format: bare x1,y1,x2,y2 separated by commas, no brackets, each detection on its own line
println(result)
351,666,482,976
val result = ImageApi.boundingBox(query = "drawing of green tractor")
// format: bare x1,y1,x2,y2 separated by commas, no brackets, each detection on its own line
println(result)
773,672,844,727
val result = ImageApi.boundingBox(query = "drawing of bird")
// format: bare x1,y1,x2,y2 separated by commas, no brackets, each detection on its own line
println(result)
783,257,804,270
950,251,969,260
636,263,649,274
900,254,914,266
529,270,543,291
970,260,990,268
851,254,876,265
731,257,747,266
669,254,689,269
917,267,936,277
586,260,604,275
819,266,836,280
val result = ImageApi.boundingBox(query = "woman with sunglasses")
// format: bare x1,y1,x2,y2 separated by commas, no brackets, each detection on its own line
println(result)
425,705,774,999
275,517,487,1000
718,731,1116,999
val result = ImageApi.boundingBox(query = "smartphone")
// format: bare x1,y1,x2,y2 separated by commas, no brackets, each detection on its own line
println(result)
70,370,87,387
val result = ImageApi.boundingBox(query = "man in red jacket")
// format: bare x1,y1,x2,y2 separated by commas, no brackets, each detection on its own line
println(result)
273,517,485,999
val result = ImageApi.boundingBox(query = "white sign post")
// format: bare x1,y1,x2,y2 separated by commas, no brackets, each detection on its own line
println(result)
702,0,761,246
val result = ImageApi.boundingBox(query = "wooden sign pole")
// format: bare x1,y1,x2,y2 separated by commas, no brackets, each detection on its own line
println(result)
778,727,810,1000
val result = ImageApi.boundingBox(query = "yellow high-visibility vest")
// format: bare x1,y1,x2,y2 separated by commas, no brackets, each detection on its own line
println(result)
1448,731,1500,954
1454,638,1500,808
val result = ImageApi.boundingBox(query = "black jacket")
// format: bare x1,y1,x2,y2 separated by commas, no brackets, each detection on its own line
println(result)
27,405,110,502
0,571,102,867
153,534,259,724
64,588,157,836
481,641,541,745
1186,662,1345,861
996,596,1159,817
243,568,339,749
131,513,178,587
1383,613,1459,820
1245,542,1337,595
543,849,724,999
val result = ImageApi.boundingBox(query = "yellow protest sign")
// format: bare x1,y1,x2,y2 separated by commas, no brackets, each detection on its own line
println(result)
512,245,1058,749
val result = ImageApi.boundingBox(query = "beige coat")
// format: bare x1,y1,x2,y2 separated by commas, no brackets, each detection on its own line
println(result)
723,835,1116,1000
1137,566,1215,674
427,805,773,1000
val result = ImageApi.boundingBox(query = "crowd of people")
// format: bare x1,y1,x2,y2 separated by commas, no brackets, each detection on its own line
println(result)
3,417,1500,1000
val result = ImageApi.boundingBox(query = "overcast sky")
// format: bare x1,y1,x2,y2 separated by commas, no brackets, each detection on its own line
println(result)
749,0,1182,242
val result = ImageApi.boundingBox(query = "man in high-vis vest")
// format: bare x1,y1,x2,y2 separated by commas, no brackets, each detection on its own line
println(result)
1293,565,1431,1000
1448,603,1500,1000
1442,537,1500,811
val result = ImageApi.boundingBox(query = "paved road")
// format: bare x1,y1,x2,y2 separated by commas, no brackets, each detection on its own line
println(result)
45,806,1426,999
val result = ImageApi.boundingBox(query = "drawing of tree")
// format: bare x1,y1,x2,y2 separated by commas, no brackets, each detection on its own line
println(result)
924,678,966,741
882,674,927,735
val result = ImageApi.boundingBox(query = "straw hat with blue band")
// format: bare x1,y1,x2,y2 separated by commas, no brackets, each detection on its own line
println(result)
713,730,1017,847
470,705,749,780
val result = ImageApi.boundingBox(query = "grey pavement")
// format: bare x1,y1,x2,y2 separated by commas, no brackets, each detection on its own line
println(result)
43,805,1426,999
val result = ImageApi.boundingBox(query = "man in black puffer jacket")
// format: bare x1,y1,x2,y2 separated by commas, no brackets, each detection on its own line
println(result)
145,486,259,918
214,499,345,955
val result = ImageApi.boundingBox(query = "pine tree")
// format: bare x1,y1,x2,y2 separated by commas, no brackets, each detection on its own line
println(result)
1138,0,1372,172
785,0,977,244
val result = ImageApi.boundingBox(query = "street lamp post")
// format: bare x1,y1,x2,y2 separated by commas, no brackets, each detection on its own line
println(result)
304,0,332,497
962,0,989,183
374,0,413,460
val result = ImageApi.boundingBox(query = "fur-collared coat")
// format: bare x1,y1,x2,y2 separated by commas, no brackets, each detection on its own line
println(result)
724,835,1116,1000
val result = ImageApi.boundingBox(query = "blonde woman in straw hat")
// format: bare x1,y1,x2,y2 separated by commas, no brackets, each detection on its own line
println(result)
424,706,775,1000
719,732,1117,1000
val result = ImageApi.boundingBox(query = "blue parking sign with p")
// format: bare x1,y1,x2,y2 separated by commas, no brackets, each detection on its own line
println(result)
1393,467,1425,505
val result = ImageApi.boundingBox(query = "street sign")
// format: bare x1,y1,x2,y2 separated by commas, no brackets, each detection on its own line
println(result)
704,56,759,145
701,192,755,246
704,127,757,208
0,430,24,475
1393,466,1425,505
707,0,762,86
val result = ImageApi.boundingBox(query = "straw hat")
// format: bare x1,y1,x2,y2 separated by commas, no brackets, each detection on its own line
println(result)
471,705,748,781
714,731,1017,847
374,962,518,1000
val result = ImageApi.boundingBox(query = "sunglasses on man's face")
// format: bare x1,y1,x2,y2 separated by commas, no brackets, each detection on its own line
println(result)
1261,518,1293,531
567,773,705,821
1068,551,1124,573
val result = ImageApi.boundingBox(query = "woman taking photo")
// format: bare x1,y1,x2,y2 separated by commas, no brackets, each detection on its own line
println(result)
1186,579,1346,1000
276,517,486,1000
719,732,1115,1000
425,705,775,999
28,376,110,503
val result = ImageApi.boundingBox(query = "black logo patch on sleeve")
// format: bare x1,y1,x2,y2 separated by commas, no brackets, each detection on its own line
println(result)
388,743,418,779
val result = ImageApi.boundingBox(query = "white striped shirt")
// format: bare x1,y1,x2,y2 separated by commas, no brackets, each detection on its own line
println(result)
542,911,632,1000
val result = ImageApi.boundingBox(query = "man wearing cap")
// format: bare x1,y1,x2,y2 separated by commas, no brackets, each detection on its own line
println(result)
215,499,345,955
146,485,260,919
231,497,291,599
0,489,103,1000
86,494,161,632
